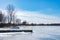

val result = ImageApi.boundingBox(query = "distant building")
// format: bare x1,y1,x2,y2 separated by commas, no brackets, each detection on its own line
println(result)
16,19,21,24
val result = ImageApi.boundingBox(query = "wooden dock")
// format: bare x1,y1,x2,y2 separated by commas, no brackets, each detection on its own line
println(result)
0,30,33,33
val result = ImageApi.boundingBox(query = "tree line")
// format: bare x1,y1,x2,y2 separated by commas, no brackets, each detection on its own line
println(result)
0,4,28,26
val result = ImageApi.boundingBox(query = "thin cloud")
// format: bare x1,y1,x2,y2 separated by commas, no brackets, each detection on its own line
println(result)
15,10,60,24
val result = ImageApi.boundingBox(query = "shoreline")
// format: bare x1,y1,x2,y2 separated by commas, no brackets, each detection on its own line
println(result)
0,23,60,27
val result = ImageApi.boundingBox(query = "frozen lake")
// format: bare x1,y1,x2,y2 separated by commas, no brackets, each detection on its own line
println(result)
0,26,60,40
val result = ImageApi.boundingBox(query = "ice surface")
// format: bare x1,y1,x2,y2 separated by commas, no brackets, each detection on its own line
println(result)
0,26,60,40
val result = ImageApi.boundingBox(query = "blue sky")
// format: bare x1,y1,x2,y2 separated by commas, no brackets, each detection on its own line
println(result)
0,0,60,17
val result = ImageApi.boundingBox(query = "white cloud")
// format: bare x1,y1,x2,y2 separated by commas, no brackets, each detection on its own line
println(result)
15,10,60,24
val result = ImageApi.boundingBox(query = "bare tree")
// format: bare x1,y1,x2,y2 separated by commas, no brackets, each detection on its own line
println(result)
0,11,4,23
6,4,15,23
2,16,7,23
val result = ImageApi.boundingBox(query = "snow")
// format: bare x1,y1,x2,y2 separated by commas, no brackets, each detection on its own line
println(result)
0,26,60,40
